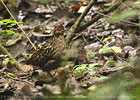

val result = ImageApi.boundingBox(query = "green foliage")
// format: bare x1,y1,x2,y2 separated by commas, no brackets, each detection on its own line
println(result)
10,59,16,65
83,81,88,86
6,73,15,77
73,64,87,77
0,19,22,44
42,57,140,100
73,64,87,70
0,29,14,38
73,63,101,77
2,58,10,65
0,54,15,65
102,36,111,42
105,60,116,66
82,57,140,100
0,19,22,27
88,63,101,68
86,50,96,58
89,71,96,75
98,46,112,54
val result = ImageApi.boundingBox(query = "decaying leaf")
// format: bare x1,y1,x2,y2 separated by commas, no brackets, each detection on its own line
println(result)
110,46,122,54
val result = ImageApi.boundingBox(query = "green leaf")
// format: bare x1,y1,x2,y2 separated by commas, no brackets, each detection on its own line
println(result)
0,19,23,27
73,64,88,77
102,36,111,42
10,59,16,65
2,58,10,65
89,71,96,75
6,73,15,77
74,64,88,71
88,63,101,68
0,29,14,37
83,81,88,86
86,50,96,58
105,60,116,66
73,70,86,77
99,46,112,54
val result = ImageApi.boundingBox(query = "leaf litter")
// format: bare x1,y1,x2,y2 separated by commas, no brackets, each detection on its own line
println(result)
0,0,140,100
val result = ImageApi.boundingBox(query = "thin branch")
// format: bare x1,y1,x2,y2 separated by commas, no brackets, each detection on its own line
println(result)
6,75,35,87
76,0,126,32
0,0,37,50
66,0,97,45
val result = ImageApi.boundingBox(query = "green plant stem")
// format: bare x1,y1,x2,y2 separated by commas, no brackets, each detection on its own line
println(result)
0,45,21,70
66,0,97,45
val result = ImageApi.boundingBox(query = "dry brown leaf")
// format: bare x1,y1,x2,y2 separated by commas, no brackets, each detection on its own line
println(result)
110,46,122,54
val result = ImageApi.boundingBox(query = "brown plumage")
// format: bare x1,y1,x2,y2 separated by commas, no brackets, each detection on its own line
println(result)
29,23,66,72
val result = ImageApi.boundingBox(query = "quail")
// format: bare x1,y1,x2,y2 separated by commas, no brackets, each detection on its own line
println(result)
28,23,66,72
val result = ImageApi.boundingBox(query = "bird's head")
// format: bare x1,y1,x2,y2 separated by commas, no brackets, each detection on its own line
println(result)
54,22,64,35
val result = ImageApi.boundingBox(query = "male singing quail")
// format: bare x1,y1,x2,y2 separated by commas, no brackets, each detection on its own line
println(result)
29,23,66,72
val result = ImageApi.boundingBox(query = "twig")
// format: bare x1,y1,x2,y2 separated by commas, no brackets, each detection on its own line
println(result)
0,0,36,50
76,0,126,32
66,0,97,45
6,75,34,87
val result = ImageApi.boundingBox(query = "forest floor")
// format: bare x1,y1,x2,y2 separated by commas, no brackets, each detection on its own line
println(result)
0,0,140,100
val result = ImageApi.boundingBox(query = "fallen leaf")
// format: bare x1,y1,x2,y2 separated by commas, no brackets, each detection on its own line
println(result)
110,46,122,54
